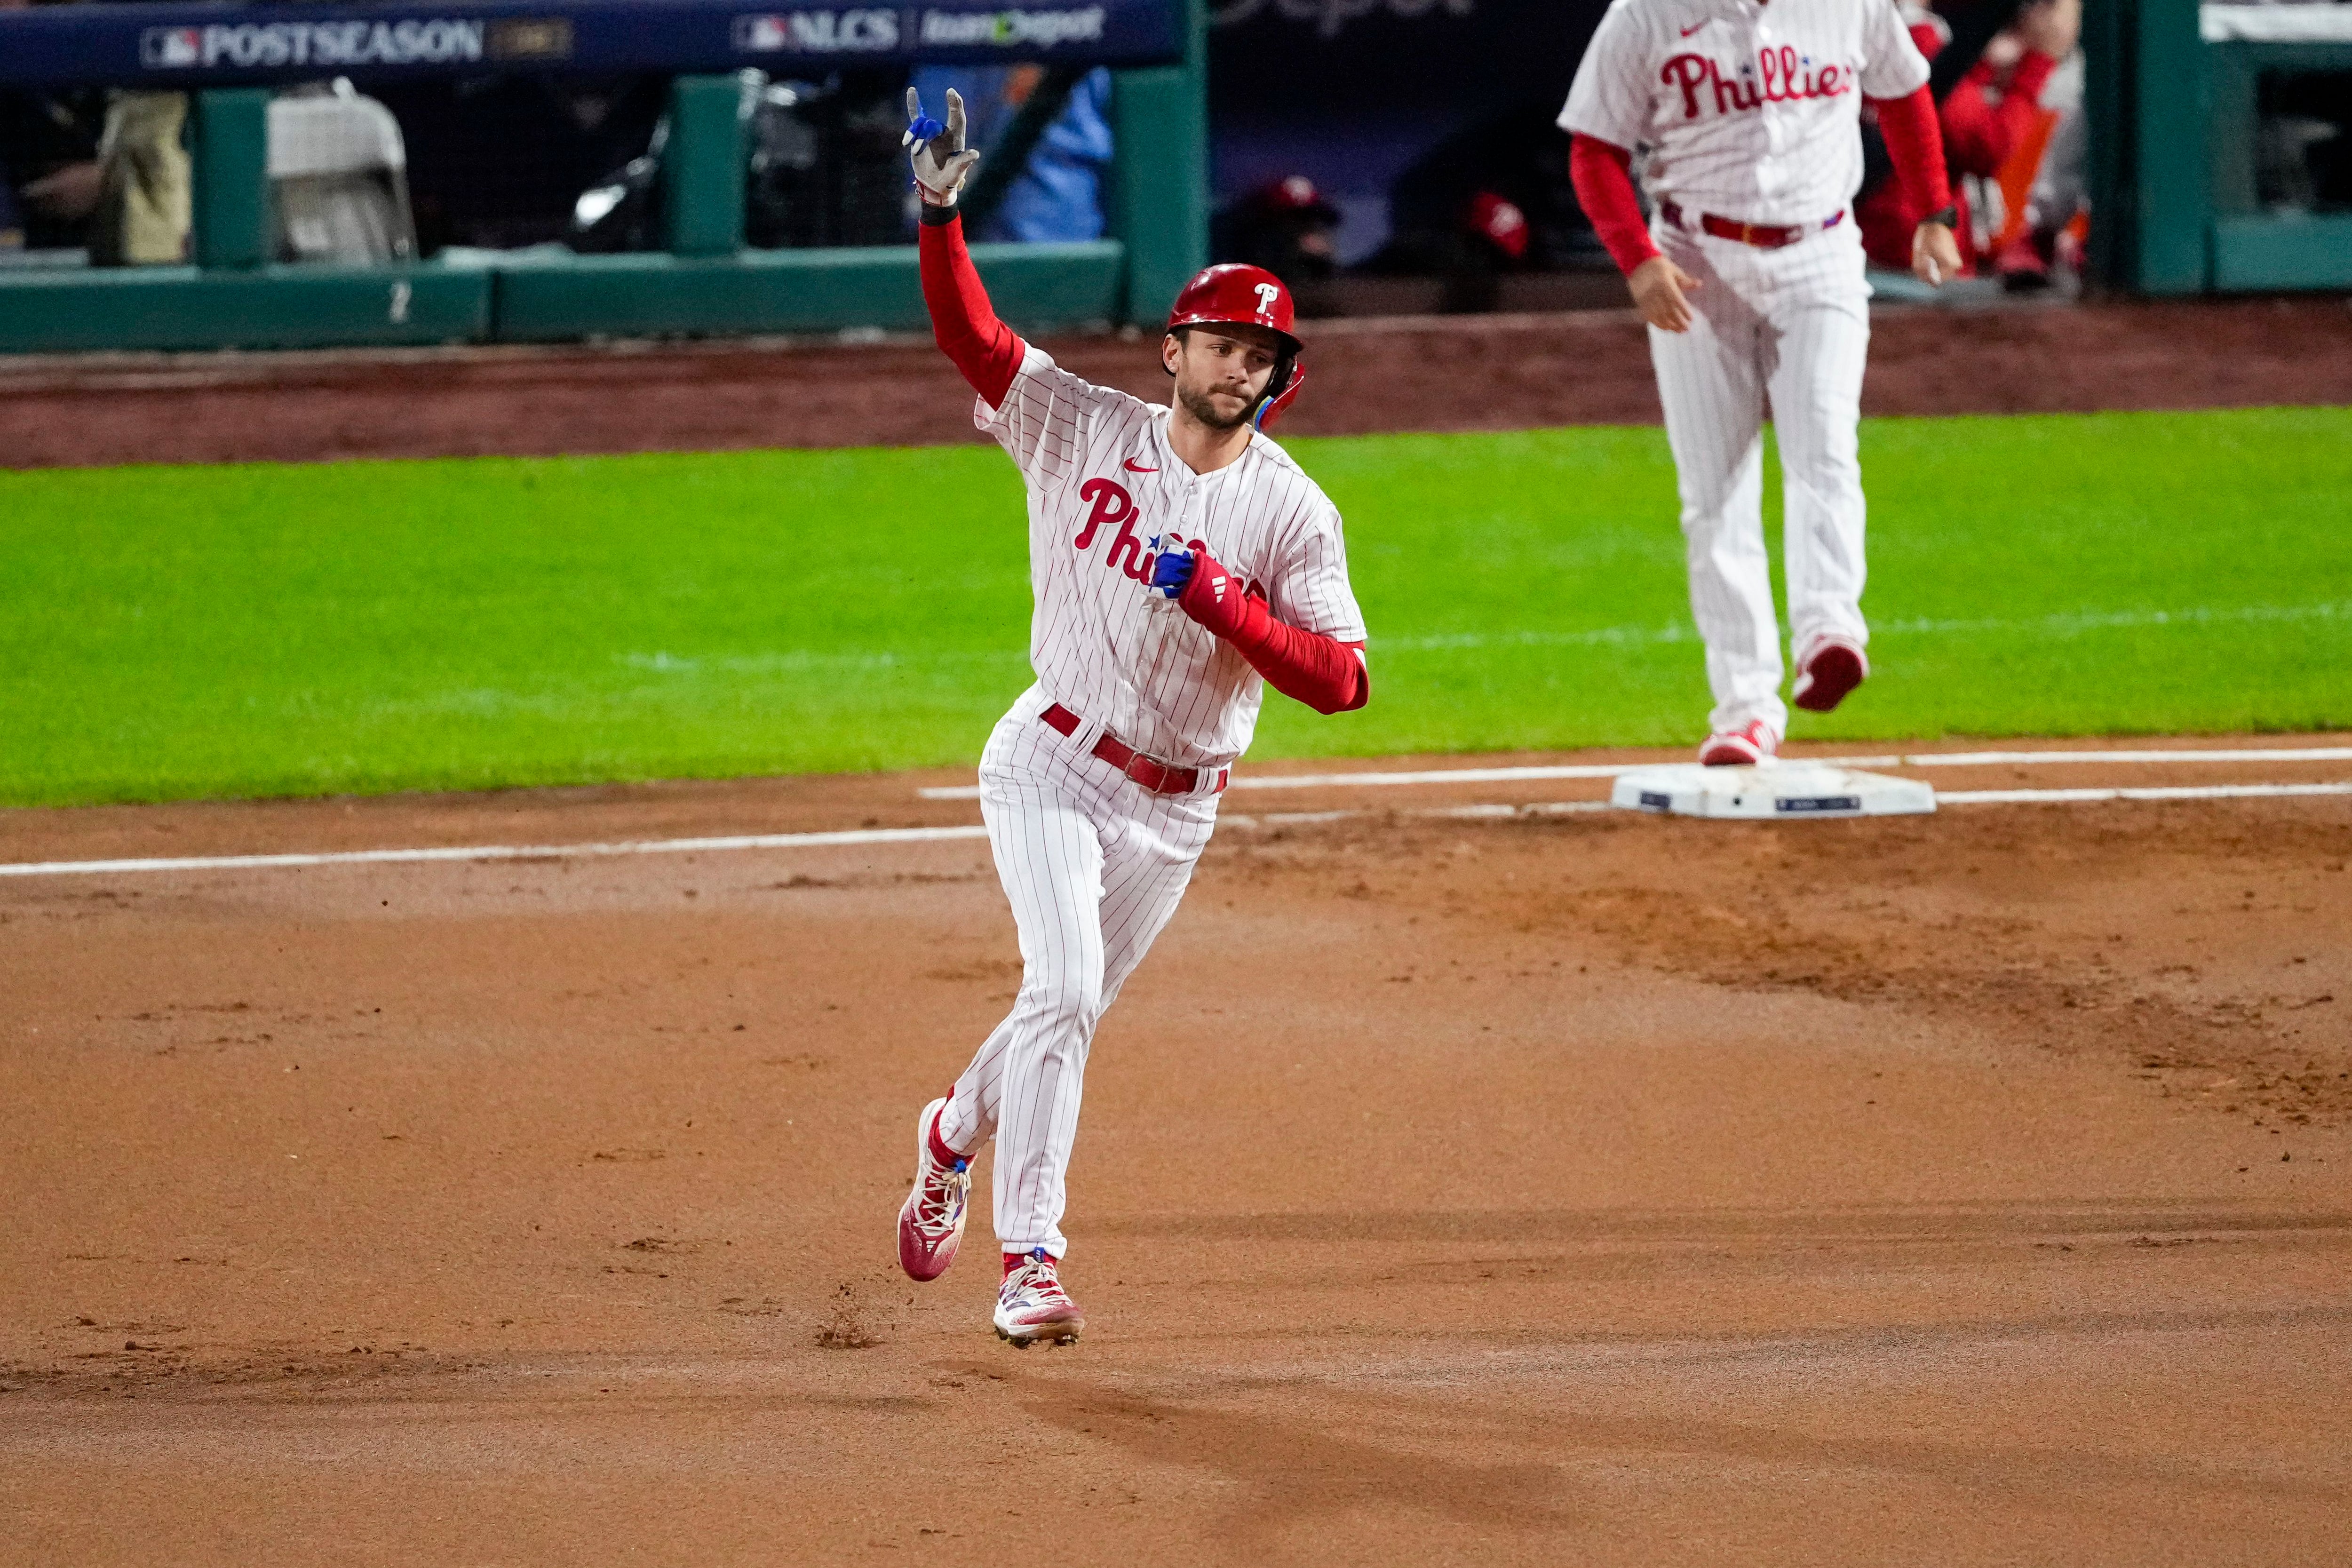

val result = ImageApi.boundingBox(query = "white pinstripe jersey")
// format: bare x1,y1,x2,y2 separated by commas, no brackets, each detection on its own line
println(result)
1561,0,1931,226
974,344,1368,770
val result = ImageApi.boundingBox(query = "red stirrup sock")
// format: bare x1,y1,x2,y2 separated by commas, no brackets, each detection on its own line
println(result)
927,1102,968,1167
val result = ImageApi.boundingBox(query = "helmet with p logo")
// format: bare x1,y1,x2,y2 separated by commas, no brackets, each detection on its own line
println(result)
1166,263,1302,355
1163,263,1307,430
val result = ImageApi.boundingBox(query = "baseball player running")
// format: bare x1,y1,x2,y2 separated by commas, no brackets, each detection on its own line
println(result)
1563,0,1959,764
892,90,1371,1346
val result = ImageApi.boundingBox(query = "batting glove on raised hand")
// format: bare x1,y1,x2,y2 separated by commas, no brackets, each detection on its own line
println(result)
904,88,980,207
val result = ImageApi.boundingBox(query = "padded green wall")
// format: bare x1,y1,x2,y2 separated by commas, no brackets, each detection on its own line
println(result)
0,266,490,354
495,243,1126,341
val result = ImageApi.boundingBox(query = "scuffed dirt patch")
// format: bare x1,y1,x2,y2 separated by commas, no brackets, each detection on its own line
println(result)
1210,802,2352,1128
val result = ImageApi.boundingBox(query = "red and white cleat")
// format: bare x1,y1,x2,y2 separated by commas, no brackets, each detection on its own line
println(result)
1698,718,1778,767
1792,636,1868,714
993,1248,1084,1347
896,1097,970,1283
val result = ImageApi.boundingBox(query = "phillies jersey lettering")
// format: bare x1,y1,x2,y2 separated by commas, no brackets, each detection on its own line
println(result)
1659,46,1854,119
1070,475,1190,587
976,344,1365,768
1563,0,1929,226
1071,476,1223,593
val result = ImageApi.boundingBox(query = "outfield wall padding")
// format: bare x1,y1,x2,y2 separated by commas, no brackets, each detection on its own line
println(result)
0,264,492,354
490,243,1127,342
2210,215,2352,291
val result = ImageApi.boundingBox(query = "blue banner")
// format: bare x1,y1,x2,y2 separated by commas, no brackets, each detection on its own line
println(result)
0,0,1185,88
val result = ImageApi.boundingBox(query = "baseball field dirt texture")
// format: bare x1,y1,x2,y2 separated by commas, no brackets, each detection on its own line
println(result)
4,299,2350,1565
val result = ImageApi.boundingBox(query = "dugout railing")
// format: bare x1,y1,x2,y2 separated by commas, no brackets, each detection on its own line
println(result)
0,0,1206,354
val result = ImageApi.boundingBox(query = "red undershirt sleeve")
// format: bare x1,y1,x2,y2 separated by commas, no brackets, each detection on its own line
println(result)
1237,617,1370,716
917,208,1025,409
1868,85,1955,216
1177,562,1369,715
1568,133,1661,277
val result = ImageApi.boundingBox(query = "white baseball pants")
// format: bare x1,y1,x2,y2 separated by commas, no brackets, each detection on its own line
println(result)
934,686,1219,1260
1648,215,1874,738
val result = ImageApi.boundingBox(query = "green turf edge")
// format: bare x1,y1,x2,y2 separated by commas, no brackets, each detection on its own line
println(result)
2,407,2346,808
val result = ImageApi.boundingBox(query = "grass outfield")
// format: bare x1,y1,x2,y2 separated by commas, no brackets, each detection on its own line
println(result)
2,406,2346,808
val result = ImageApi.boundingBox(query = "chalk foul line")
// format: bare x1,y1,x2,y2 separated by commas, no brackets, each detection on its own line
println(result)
1937,782,2352,806
0,826,991,880
916,747,2352,800
1,783,2345,880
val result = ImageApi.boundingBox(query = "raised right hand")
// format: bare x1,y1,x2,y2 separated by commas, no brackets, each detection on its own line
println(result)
904,88,981,208
1629,254,1701,334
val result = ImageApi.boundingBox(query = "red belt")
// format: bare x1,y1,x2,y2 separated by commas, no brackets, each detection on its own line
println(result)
1041,703,1229,797
1661,201,1843,249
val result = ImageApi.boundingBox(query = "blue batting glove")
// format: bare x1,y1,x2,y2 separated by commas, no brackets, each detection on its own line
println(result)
903,90,944,147
1147,537,1196,599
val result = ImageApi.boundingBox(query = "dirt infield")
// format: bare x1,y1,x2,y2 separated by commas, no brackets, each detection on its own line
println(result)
5,296,2349,468
4,739,2348,1564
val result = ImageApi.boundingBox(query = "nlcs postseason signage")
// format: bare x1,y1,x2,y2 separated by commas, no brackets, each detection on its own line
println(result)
0,0,1187,88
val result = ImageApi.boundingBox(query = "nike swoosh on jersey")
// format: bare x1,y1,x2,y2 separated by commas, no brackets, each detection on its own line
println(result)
1123,458,1159,472
1680,20,1708,35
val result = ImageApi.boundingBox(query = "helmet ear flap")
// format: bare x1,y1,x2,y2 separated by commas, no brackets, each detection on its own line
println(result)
1252,354,1306,431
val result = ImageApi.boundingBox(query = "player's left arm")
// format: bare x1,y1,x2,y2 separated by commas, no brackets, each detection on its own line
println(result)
1859,0,1961,285
1149,510,1369,716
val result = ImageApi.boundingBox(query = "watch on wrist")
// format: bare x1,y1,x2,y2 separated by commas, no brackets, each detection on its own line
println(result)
1924,204,1958,229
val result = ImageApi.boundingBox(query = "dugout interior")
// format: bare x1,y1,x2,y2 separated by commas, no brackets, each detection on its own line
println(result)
0,0,2344,357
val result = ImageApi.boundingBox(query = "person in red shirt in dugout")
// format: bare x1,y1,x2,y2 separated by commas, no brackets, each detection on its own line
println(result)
1856,0,2082,279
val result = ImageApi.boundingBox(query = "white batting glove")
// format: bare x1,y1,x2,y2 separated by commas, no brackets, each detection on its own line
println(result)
904,88,981,208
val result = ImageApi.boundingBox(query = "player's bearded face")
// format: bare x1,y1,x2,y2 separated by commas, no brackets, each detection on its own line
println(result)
1167,328,1281,431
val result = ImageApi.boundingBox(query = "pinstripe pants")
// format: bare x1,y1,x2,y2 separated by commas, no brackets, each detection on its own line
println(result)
1648,215,1874,738
935,685,1220,1260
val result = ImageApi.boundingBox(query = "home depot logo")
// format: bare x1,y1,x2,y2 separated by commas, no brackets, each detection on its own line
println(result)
918,7,1106,47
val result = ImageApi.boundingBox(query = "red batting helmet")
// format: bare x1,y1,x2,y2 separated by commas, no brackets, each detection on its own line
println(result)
1164,263,1307,430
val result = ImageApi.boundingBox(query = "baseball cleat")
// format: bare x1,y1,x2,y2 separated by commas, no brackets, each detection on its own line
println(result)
993,1248,1084,1347
1792,637,1868,713
897,1098,970,1283
1698,719,1778,767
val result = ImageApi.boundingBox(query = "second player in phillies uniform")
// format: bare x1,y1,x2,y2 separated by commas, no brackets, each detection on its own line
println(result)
891,91,1371,1346
1564,0,1960,764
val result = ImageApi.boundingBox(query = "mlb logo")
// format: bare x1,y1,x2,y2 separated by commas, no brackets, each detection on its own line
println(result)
733,14,790,50
141,27,203,68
